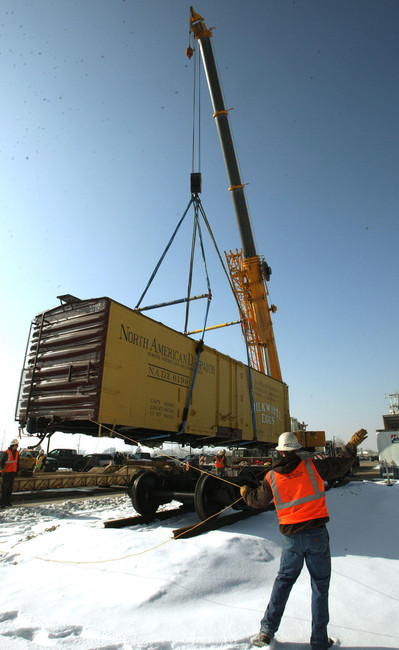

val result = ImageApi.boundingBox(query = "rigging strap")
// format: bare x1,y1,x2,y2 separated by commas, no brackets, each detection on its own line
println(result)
180,197,212,434
135,197,194,310
135,191,258,440
243,322,257,441
178,294,211,435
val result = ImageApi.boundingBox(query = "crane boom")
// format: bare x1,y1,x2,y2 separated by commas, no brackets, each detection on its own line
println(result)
189,8,256,258
189,7,282,381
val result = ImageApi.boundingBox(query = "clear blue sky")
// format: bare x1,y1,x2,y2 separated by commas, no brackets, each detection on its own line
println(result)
1,0,398,451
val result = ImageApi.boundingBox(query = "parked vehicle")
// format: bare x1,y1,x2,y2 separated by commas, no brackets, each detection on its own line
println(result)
83,453,114,469
151,455,181,466
46,448,87,472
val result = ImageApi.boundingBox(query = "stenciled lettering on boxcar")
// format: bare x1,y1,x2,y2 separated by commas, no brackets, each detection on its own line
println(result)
147,363,190,387
119,323,150,349
149,337,194,365
149,398,175,420
254,401,283,426
119,324,215,375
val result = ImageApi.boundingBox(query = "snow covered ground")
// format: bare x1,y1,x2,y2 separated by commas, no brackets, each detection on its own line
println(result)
0,480,398,650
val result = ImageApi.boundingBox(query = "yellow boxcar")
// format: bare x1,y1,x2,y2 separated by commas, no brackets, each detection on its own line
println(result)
16,297,290,448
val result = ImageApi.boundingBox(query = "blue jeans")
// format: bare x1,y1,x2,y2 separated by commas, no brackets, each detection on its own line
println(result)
261,527,331,650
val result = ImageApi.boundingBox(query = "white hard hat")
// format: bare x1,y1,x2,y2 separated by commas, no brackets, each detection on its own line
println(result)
10,438,19,446
275,432,302,452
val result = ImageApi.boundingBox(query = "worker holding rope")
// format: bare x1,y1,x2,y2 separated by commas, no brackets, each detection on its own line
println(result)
240,428,368,649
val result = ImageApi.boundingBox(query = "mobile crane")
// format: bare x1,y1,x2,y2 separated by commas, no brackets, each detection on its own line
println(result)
189,7,282,380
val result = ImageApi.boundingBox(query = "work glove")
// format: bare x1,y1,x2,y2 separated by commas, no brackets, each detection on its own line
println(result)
240,485,249,498
348,428,368,447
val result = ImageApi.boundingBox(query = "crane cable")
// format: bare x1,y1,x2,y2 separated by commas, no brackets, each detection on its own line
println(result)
191,39,201,174
196,201,259,439
134,197,195,310
183,200,211,335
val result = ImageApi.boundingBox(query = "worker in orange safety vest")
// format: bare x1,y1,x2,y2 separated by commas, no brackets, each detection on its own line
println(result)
214,449,227,477
240,428,368,650
1,438,20,508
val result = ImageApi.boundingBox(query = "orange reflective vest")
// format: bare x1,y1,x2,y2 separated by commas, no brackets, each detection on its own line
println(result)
266,457,328,524
3,449,19,473
215,455,225,469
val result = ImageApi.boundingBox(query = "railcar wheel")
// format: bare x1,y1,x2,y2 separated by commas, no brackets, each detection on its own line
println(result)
129,471,161,517
194,473,227,521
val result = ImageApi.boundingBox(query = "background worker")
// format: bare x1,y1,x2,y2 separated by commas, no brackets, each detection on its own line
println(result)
240,428,368,649
1,438,20,508
34,449,46,472
214,449,227,477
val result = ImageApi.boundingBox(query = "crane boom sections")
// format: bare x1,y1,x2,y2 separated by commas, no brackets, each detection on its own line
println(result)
189,7,282,381
189,7,256,259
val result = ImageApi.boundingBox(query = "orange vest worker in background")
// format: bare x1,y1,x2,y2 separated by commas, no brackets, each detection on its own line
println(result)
1,438,20,508
214,449,226,477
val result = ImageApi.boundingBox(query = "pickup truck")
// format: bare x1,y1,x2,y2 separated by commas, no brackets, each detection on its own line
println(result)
46,448,87,472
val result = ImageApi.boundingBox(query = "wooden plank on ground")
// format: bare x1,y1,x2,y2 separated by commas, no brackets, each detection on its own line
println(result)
173,507,270,539
104,506,194,528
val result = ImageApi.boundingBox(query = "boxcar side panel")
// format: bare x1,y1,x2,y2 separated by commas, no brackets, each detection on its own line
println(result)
99,301,289,444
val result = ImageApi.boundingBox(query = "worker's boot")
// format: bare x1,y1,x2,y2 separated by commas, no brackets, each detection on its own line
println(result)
252,631,272,646
312,639,334,650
